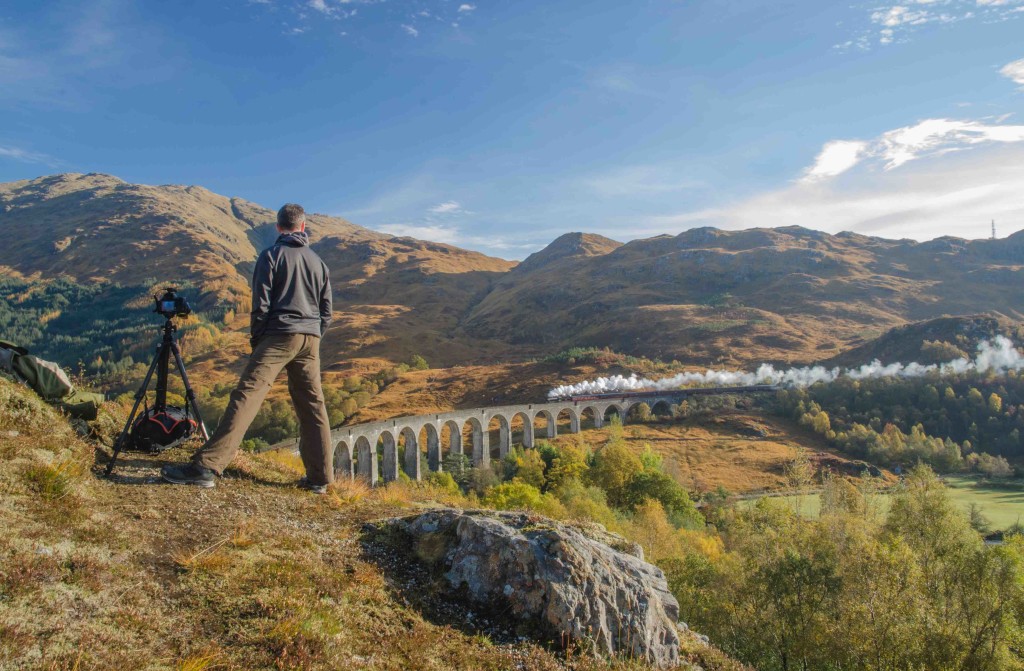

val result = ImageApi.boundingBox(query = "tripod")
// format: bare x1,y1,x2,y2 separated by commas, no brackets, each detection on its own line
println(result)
104,316,210,476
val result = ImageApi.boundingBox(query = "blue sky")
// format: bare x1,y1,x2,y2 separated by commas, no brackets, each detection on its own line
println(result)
1,0,1023,258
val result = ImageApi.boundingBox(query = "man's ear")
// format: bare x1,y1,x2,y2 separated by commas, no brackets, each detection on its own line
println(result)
299,220,307,232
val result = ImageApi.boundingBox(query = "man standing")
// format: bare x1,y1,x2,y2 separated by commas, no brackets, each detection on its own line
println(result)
162,204,335,493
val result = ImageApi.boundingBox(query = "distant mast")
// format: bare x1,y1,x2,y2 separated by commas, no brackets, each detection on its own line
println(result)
992,220,997,240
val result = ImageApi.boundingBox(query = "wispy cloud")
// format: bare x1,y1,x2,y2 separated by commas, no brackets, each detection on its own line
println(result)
429,200,463,214
0,0,154,109
378,223,460,243
258,1,475,38
376,221,537,256
0,144,60,167
1001,57,1024,85
580,165,706,197
841,0,1023,49
586,63,665,98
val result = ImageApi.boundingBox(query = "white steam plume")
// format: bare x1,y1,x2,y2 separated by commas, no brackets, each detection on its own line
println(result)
547,337,1023,399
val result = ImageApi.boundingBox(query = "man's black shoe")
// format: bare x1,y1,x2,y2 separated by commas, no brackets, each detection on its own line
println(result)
297,476,329,495
161,463,216,488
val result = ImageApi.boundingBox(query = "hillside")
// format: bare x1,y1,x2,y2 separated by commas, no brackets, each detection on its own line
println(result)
0,376,742,670
314,236,516,367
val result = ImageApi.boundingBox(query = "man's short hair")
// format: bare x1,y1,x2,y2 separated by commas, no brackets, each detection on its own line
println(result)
277,203,306,231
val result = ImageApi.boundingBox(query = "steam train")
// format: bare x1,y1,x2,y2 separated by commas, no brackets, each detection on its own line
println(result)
549,384,780,403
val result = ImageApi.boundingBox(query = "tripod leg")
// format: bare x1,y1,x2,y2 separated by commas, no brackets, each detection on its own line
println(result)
104,348,161,476
171,342,210,442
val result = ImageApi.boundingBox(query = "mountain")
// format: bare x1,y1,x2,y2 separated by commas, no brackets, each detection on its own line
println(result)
2,173,1022,371
0,172,384,308
463,225,1024,365
0,173,514,367
512,232,622,274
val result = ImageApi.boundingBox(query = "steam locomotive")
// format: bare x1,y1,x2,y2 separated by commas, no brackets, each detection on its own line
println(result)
549,384,780,402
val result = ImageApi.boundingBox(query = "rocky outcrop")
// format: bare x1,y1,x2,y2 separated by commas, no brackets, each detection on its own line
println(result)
390,508,682,668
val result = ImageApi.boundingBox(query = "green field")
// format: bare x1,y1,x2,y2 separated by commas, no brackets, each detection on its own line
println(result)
741,475,1024,532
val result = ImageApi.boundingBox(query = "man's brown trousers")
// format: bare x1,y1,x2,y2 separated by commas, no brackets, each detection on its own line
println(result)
192,333,333,485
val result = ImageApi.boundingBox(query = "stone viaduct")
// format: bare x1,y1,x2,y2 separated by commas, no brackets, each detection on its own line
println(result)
271,388,774,486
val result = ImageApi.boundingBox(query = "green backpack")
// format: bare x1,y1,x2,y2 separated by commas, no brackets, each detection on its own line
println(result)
0,340,105,420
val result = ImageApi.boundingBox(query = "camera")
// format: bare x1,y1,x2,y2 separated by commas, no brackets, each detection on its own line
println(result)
154,287,192,319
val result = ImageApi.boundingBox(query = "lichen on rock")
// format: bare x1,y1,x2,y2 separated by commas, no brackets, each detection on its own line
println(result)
386,508,682,668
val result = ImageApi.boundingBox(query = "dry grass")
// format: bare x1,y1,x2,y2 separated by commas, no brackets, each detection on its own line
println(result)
258,447,305,474
556,412,880,495
176,654,223,671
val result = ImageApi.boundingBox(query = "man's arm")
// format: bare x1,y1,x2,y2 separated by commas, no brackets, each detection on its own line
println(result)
319,264,332,338
250,250,274,346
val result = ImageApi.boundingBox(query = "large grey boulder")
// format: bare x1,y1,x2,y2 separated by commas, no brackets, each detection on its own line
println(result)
390,508,682,668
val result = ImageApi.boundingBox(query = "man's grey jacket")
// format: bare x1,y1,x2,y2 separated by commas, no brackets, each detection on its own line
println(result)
250,230,332,346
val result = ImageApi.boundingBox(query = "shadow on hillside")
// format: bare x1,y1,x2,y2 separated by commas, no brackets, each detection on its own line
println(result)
91,448,299,489
359,520,544,646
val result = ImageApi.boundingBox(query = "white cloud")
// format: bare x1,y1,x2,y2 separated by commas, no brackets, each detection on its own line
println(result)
458,4,476,11
429,200,463,214
401,24,419,37
795,118,1024,182
801,140,868,182
1001,58,1024,85
876,118,1024,168
638,141,1024,243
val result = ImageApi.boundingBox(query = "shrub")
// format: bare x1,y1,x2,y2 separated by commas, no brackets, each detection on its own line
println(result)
482,482,566,518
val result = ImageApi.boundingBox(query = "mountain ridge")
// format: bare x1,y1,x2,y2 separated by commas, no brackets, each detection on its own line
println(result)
1,172,1021,368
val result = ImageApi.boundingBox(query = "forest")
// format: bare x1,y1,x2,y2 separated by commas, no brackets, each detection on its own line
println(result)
772,368,1023,475
409,417,1024,671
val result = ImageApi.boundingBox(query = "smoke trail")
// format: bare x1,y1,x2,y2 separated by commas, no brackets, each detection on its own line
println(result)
547,336,1024,399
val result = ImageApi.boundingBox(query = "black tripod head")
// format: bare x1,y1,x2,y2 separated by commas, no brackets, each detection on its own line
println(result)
155,287,192,320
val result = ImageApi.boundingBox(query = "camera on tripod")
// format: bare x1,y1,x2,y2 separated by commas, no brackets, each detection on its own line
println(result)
104,287,209,476
155,287,191,319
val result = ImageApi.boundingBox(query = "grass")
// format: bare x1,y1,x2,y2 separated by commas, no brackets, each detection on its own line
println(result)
739,475,1024,531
